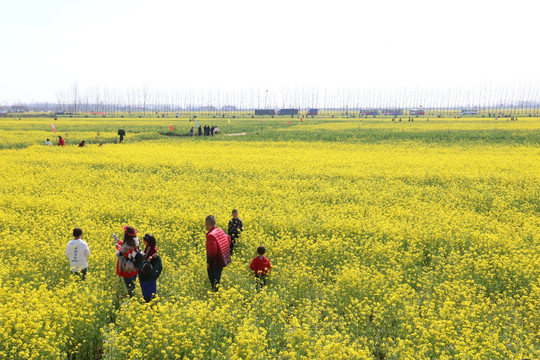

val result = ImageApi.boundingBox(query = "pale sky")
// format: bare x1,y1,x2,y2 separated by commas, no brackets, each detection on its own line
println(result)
1,0,538,103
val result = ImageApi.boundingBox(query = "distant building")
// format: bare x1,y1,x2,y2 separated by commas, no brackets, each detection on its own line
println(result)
221,105,237,111
199,106,218,111
10,105,28,113
307,108,318,116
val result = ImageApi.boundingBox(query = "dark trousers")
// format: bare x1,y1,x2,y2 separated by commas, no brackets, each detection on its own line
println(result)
140,280,157,303
255,274,268,290
123,276,136,297
229,233,239,255
207,266,223,292
73,268,87,281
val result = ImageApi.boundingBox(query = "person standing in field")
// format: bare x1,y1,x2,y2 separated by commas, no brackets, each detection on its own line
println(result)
118,129,126,143
198,125,202,136
65,227,91,280
58,136,65,146
115,226,141,297
228,209,243,256
190,127,195,137
205,215,231,292
45,138,51,146
138,252,162,303
250,246,272,290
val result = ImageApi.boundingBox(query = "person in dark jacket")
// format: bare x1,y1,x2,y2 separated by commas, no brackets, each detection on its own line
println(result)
205,215,231,291
118,129,126,143
138,254,162,302
198,126,202,136
227,209,243,256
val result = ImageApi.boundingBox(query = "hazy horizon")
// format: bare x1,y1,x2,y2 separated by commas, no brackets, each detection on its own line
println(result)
1,0,539,104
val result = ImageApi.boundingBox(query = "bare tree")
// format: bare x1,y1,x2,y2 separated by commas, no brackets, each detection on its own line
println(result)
71,82,80,114
140,83,150,115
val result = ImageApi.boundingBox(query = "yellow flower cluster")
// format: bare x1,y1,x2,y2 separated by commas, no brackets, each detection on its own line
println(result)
0,117,538,359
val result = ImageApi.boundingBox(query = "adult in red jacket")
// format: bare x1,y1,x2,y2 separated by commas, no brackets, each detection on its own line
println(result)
205,215,231,291
58,136,65,146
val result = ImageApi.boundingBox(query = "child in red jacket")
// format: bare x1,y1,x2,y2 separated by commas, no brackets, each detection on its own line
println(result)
250,246,272,290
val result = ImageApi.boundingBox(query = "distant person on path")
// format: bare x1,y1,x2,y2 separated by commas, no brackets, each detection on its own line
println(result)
213,126,220,134
45,138,51,146
210,126,215,136
205,215,231,291
198,126,202,136
228,209,243,256
58,136,65,146
190,127,195,137
78,140,86,147
65,227,91,280
138,252,162,303
115,226,141,297
250,246,272,290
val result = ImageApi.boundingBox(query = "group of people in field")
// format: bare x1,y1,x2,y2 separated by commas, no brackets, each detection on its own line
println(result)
64,210,272,301
45,136,66,146
46,136,93,147
190,125,220,137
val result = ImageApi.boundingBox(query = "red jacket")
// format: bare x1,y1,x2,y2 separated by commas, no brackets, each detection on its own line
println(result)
206,227,231,268
58,138,65,146
144,245,158,260
250,256,272,275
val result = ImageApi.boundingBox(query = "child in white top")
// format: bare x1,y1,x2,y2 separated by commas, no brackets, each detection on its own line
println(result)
65,227,91,280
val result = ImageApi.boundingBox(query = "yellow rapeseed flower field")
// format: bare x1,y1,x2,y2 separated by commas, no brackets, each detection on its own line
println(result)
0,116,538,359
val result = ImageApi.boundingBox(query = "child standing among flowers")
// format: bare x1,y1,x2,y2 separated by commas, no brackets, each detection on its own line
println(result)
227,209,243,255
65,227,91,280
250,246,272,290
